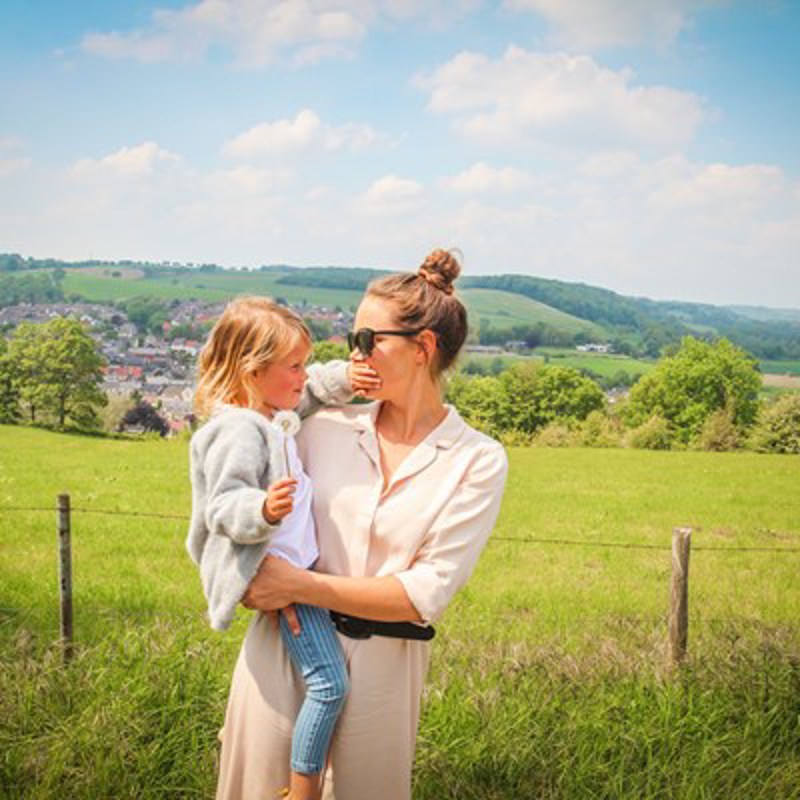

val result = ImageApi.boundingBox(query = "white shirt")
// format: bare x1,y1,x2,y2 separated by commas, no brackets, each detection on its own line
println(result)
265,429,318,569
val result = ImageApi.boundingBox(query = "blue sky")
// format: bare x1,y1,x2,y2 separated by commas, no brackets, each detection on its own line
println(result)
1,0,798,307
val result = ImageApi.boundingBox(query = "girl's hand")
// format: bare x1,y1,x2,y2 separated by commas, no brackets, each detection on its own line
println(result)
263,477,297,523
348,361,382,397
241,555,302,614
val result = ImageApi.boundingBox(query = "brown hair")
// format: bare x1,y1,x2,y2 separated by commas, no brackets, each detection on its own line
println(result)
194,296,311,418
366,248,468,376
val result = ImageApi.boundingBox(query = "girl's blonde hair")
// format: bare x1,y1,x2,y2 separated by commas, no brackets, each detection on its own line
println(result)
194,297,311,418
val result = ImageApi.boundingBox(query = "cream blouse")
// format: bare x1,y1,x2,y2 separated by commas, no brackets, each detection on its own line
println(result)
296,401,508,624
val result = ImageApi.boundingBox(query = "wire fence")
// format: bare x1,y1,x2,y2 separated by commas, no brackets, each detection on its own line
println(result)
2,505,799,553
2,498,798,667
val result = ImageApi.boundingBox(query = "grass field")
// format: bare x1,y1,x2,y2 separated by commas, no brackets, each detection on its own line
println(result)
463,289,606,337
761,360,800,377
1,426,799,798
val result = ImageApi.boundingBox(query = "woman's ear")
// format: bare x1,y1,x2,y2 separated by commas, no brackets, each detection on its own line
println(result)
416,330,438,365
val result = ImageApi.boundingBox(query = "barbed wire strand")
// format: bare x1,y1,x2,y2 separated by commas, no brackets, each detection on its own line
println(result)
0,506,189,520
1,506,799,553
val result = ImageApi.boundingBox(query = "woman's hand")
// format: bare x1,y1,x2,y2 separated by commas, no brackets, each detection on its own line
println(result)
348,360,382,397
242,555,303,613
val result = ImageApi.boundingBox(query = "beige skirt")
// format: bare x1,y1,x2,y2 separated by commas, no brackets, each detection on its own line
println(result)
215,612,432,800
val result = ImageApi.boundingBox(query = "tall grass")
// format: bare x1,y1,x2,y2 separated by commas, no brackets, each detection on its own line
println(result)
1,426,798,797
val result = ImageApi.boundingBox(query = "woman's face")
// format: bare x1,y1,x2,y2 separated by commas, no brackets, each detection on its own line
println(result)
350,295,425,402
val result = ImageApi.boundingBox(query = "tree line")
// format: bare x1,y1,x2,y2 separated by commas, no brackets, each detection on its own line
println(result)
443,337,798,454
1,321,798,454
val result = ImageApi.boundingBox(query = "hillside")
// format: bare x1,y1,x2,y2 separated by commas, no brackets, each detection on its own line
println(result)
2,254,799,359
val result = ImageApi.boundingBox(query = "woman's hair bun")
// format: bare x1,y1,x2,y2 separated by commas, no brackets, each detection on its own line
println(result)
417,248,461,295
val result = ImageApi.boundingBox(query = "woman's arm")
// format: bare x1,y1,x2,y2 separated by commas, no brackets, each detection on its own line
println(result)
242,555,423,623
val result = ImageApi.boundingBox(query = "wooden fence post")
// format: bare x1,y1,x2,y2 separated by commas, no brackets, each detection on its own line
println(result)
668,526,692,667
57,493,73,664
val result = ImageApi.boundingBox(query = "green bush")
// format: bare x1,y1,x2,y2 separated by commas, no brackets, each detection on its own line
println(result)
578,410,623,448
750,394,800,454
694,405,740,452
625,416,672,450
533,422,576,448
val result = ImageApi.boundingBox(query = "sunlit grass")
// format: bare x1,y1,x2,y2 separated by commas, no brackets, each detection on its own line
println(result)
1,426,798,797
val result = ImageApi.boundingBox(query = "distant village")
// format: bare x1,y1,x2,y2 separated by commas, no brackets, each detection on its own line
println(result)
0,299,617,435
0,299,354,435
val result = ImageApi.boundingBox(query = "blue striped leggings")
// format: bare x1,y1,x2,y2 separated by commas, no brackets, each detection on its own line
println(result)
279,603,350,775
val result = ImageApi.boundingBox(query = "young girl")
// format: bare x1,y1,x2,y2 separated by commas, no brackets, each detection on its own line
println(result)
186,296,379,800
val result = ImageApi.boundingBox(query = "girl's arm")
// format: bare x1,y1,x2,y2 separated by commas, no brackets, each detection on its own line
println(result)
242,556,422,622
296,360,381,419
201,415,279,545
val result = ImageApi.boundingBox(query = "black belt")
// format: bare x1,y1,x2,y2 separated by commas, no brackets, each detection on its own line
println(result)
330,611,435,641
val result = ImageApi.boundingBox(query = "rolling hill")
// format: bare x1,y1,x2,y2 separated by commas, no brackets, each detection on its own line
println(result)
2,254,799,360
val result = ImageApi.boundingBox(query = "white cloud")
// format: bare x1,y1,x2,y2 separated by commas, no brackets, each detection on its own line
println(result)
441,162,532,194
79,0,484,68
81,0,368,68
648,162,786,214
223,109,384,159
362,174,423,215
72,142,182,178
505,0,715,50
417,46,706,151
5,136,798,306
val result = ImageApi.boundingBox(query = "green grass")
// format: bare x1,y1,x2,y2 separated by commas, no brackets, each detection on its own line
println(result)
62,269,366,309
540,351,655,380
760,360,800,376
461,289,606,337
1,426,799,798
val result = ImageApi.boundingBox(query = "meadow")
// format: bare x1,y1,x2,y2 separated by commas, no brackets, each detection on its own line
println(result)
1,426,799,798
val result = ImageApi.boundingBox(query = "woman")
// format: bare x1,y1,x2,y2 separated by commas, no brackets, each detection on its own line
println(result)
216,249,509,799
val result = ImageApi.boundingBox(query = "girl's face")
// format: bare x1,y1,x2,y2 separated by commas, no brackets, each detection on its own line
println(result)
250,339,310,414
350,295,425,402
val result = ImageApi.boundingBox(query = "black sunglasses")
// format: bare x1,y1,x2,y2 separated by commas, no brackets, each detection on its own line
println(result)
347,327,423,357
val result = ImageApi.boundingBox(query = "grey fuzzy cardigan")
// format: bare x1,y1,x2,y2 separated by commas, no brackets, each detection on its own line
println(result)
186,360,352,631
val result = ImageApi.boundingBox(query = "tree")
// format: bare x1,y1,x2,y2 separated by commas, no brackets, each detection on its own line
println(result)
8,318,107,427
121,400,169,436
499,363,605,434
0,336,20,423
625,337,761,444
446,374,507,437
41,319,107,427
312,341,348,363
7,322,51,423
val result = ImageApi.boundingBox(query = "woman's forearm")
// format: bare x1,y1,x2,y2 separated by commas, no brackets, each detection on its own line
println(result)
297,571,423,623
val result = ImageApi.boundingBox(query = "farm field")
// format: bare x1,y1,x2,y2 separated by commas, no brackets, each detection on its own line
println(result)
1,426,799,798
462,348,656,382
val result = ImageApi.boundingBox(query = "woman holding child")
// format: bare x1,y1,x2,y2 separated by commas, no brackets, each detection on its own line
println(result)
191,249,508,800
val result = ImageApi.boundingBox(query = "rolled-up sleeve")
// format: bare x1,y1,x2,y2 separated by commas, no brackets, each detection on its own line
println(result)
394,443,508,624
